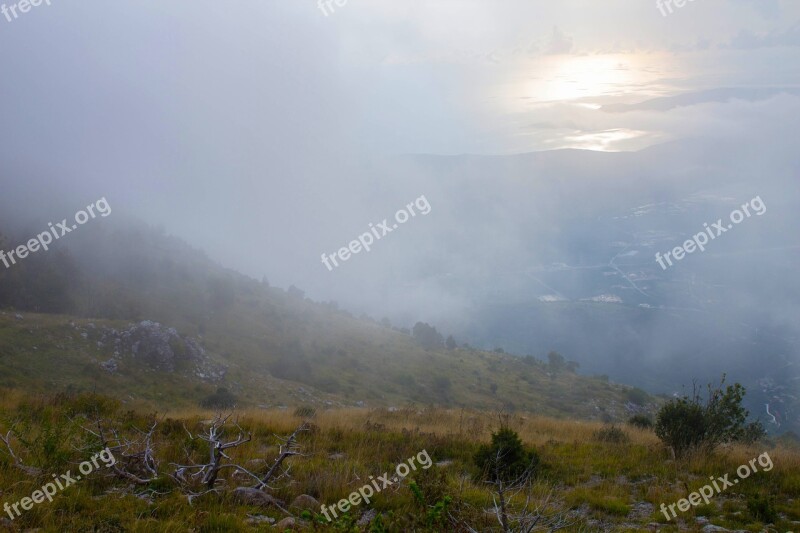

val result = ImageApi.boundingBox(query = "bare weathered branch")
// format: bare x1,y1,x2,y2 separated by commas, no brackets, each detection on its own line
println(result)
0,430,42,476
254,422,309,489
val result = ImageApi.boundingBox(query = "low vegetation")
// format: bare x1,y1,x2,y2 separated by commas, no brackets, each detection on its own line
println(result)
0,389,796,532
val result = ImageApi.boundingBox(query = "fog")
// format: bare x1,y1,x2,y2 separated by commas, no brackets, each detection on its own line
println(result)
2,0,799,420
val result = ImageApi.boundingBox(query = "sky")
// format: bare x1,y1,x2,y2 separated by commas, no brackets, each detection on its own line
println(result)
1,0,799,310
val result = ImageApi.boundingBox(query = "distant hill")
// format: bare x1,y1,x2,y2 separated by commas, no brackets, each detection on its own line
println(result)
0,218,652,419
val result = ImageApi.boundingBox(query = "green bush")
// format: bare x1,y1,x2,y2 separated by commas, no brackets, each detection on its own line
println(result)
655,396,708,457
747,493,778,523
474,427,539,484
199,387,237,409
593,425,630,444
655,376,765,457
626,387,650,406
627,414,654,429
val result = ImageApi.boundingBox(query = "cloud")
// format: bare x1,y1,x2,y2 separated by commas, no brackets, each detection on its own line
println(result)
545,26,574,55
722,22,800,49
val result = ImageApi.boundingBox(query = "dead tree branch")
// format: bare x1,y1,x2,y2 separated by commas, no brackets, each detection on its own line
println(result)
0,430,42,476
254,422,309,490
171,413,256,490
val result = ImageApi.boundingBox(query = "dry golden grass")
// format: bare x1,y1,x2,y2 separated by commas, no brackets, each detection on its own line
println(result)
1,392,798,531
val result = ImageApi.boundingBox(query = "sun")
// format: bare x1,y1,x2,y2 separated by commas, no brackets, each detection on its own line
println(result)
526,54,642,103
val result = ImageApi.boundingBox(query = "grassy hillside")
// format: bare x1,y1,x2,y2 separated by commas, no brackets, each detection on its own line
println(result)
0,220,654,418
0,390,796,532
0,307,645,420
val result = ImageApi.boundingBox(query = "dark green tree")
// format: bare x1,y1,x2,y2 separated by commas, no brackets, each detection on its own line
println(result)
547,351,565,371
474,427,539,485
412,322,444,350
445,335,457,350
655,376,765,458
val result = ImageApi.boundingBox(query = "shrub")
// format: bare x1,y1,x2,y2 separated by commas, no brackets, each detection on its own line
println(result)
747,493,777,523
593,425,629,444
412,322,444,350
199,387,237,409
655,376,765,457
627,414,654,429
626,387,650,406
474,427,539,484
655,397,707,457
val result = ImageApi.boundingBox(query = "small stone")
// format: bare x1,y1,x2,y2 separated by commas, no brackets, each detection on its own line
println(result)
245,514,275,525
232,487,283,509
357,509,378,526
275,517,295,530
289,494,320,512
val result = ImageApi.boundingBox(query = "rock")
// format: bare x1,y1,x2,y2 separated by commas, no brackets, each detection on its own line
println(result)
100,359,118,373
628,501,654,521
245,515,275,525
328,453,345,460
14,314,23,320
100,320,226,381
702,525,730,532
289,494,320,512
357,509,378,526
232,487,283,509
275,517,295,530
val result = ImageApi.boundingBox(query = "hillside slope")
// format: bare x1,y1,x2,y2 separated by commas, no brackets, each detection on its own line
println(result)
0,219,652,418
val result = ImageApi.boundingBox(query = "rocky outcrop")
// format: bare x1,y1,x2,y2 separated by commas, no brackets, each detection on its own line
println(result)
94,320,226,382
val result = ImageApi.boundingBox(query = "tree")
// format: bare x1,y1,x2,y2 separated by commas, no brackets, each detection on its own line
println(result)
445,335,457,350
626,387,649,406
627,414,654,429
200,387,238,409
287,285,305,299
547,351,565,371
471,426,574,532
475,427,539,487
655,376,765,458
412,322,444,350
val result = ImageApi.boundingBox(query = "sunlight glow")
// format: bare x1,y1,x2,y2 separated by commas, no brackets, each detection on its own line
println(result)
526,55,643,103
